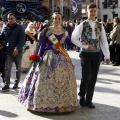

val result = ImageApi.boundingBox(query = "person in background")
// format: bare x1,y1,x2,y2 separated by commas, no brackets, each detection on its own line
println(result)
62,21,67,30
105,19,113,46
0,21,6,33
62,21,68,49
21,16,32,30
35,20,50,53
105,19,113,35
71,4,110,108
0,13,25,91
26,16,32,24
109,17,120,66
65,21,72,50
0,21,6,83
21,22,37,72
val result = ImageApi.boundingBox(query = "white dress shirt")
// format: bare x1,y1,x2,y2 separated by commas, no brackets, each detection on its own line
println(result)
71,20,110,59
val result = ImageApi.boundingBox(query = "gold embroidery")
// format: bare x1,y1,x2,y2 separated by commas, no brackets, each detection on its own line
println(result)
47,27,67,44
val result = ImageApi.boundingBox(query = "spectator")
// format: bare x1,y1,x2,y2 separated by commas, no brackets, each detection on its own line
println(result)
109,17,120,66
0,13,25,91
21,22,37,71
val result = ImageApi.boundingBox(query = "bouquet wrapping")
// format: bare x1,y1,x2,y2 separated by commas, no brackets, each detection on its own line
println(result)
23,44,29,50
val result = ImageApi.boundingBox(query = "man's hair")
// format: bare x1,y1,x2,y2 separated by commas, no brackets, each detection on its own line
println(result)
87,4,97,9
7,13,17,18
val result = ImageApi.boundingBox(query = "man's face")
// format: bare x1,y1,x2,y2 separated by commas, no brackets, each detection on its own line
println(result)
87,8,97,19
7,15,16,26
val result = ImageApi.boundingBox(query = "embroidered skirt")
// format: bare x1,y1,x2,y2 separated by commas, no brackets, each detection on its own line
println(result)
18,50,77,113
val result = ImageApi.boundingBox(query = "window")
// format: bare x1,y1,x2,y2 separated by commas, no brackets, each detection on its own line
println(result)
82,9,86,13
103,15,107,23
102,2,108,9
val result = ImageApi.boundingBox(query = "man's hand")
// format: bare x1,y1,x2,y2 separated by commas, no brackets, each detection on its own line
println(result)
105,58,110,65
87,45,96,50
13,49,18,56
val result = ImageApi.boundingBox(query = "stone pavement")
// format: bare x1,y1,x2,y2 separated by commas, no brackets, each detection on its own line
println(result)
0,50,120,120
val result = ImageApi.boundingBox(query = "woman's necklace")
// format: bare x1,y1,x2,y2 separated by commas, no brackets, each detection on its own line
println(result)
52,27,62,32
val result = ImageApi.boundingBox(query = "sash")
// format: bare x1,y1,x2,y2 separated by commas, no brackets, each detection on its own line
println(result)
46,30,74,68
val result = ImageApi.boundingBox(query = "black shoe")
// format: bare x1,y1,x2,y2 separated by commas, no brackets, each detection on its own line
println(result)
2,85,10,92
86,102,95,108
79,97,86,107
111,61,115,64
113,63,119,66
13,83,18,89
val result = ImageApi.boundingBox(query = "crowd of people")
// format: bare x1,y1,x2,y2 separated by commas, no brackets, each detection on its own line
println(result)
0,3,119,113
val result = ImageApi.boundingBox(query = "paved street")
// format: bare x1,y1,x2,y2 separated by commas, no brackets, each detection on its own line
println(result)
0,50,120,120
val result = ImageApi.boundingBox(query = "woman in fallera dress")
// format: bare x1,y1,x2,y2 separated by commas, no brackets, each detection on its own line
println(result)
21,22,37,71
18,12,77,113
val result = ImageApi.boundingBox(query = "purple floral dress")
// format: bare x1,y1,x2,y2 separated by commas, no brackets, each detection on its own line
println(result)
18,30,77,113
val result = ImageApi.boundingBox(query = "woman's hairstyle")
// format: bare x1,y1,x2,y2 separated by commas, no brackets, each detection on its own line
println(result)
25,22,36,34
51,12,63,20
113,17,120,24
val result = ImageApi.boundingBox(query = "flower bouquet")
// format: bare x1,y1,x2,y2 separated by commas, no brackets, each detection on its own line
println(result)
29,54,40,73
29,54,40,63
29,54,43,68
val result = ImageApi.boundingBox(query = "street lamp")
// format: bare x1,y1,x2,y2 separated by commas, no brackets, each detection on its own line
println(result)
110,1,117,18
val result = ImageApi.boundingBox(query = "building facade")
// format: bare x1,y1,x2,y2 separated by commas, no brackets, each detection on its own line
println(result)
42,0,71,20
81,0,100,19
0,0,71,21
100,0,119,22
3,0,118,22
